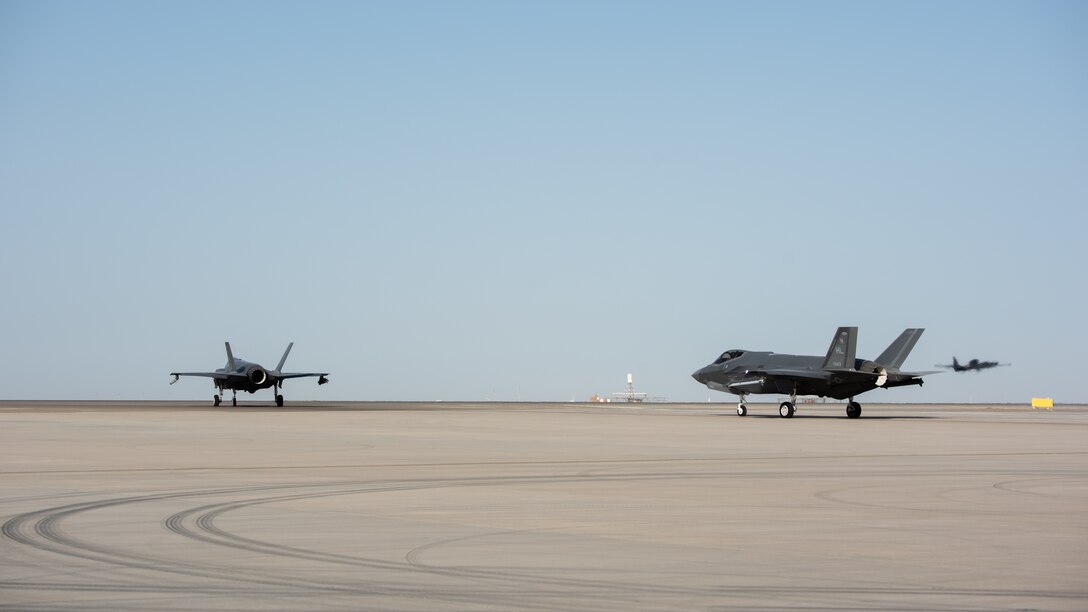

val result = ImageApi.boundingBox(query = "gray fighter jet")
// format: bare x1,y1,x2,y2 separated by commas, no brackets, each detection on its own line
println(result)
691,327,934,418
935,357,1009,372
170,342,329,406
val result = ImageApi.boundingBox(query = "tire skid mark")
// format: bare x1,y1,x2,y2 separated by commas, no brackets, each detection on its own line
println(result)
4,449,1086,476
3,485,370,592
2,484,468,602
164,476,732,600
4,476,710,610
162,474,1088,603
993,475,1088,501
812,480,1084,518
4,471,1085,607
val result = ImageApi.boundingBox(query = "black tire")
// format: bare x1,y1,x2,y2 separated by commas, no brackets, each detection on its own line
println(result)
847,402,862,418
779,402,795,418
232,397,237,407
276,395,284,407
737,404,747,416
213,395,220,407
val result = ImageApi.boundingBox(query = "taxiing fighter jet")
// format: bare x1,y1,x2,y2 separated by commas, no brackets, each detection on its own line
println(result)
691,327,935,418
935,357,1009,372
170,342,328,406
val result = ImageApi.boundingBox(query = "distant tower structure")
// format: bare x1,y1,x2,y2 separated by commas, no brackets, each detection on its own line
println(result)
612,372,648,403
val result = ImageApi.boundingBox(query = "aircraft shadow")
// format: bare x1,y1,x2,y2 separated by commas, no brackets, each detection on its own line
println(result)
714,413,937,420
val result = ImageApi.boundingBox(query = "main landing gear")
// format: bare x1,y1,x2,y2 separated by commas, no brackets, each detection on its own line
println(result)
212,387,286,407
779,390,797,418
736,392,798,417
274,381,284,407
212,389,237,407
735,393,863,418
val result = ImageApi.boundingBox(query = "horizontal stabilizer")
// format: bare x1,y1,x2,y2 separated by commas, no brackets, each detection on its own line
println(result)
169,371,230,379
278,372,330,380
897,370,942,377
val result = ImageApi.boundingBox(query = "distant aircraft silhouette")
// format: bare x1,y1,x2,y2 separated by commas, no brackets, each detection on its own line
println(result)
935,357,1009,372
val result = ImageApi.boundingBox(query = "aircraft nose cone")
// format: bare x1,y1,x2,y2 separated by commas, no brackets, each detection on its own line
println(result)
692,367,709,385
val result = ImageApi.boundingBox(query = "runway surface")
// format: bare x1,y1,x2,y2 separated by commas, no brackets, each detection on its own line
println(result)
2,401,1086,610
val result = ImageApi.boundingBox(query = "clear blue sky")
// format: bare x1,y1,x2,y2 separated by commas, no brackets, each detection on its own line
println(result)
2,1,1085,403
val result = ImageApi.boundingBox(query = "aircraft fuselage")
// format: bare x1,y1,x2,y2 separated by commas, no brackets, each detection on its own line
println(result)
692,328,930,418
691,351,910,400
214,358,275,393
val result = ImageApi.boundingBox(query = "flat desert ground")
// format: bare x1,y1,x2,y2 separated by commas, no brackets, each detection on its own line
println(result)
1,401,1086,611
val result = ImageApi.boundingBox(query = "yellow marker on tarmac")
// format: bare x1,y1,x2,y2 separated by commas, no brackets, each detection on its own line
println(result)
1031,397,1054,410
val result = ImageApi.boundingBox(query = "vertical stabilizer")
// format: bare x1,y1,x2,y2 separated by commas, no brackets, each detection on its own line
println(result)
876,329,925,369
224,342,237,372
822,327,858,369
276,342,294,373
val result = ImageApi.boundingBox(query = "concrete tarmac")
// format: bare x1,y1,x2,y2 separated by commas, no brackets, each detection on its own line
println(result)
1,401,1086,610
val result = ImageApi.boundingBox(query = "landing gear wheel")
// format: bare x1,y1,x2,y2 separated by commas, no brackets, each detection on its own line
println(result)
737,404,747,416
846,402,862,418
213,394,220,407
276,394,284,407
779,401,795,418
232,397,237,407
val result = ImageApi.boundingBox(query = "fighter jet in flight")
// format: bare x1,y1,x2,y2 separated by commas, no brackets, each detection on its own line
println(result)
935,357,1009,372
170,342,329,406
691,327,935,418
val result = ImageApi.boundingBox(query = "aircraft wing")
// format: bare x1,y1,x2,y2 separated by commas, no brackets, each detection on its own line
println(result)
169,371,242,385
752,367,938,380
744,368,832,382
721,370,843,393
276,372,330,380
748,367,936,392
751,368,892,385
824,368,881,380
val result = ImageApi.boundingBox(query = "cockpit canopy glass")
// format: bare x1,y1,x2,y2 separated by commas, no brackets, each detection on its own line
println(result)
713,350,745,365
